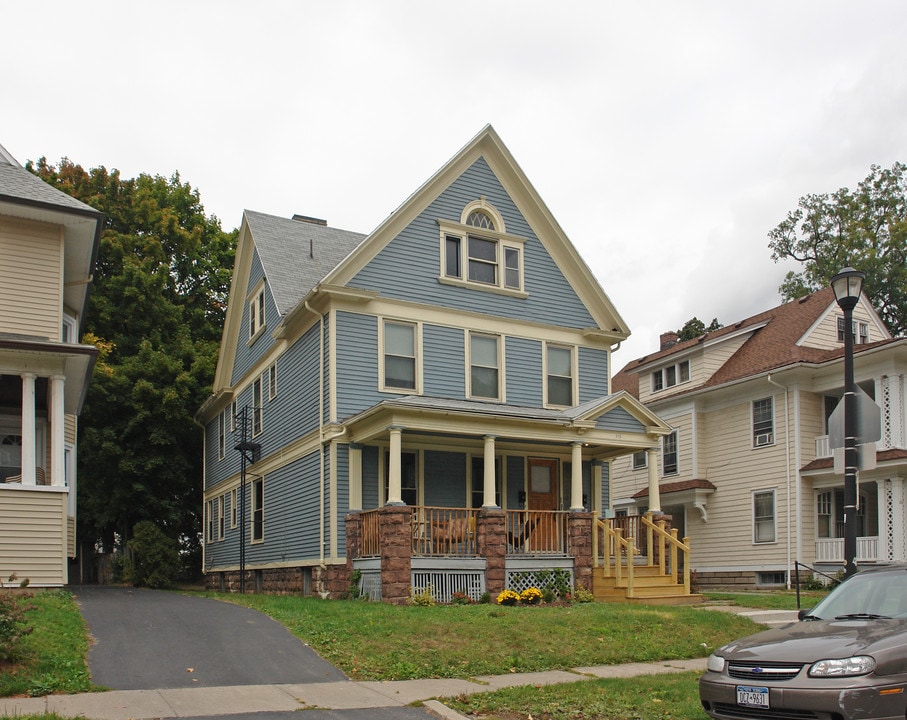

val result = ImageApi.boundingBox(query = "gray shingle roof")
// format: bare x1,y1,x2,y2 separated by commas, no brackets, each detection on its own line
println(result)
0,145,100,216
245,210,366,316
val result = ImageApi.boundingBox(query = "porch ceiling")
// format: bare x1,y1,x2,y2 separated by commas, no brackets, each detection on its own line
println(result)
0,339,98,414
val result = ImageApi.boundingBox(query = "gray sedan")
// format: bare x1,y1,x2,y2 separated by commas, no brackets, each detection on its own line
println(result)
700,564,907,720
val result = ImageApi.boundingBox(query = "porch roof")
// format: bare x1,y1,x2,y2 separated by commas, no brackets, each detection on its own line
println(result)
800,448,907,474
342,393,667,458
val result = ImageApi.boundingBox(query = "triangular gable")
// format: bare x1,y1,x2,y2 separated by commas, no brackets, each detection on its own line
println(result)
569,391,671,435
798,295,892,349
322,125,630,339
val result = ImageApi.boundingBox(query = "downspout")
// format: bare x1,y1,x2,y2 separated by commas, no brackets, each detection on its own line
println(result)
305,300,327,572
768,375,792,589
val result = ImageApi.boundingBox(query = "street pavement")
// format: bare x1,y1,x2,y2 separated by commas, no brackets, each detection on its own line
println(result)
0,589,800,720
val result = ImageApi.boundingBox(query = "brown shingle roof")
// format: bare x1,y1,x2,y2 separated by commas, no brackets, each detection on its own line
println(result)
613,288,896,400
632,478,716,498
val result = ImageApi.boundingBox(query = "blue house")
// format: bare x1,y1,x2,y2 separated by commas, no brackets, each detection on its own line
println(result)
198,126,676,603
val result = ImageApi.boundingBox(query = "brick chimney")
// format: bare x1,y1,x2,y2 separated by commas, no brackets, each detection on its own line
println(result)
660,331,679,350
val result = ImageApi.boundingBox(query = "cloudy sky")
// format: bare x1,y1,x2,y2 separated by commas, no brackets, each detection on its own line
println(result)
5,1,907,363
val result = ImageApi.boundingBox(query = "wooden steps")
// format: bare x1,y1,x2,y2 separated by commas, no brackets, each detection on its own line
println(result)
592,564,703,606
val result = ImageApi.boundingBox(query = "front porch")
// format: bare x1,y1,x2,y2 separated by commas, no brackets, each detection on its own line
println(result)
348,506,694,604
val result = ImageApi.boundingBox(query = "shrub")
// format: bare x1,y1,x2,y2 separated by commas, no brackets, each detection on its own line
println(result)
520,587,542,605
573,586,595,603
410,585,435,606
0,592,32,662
127,521,180,589
450,591,473,605
496,589,520,606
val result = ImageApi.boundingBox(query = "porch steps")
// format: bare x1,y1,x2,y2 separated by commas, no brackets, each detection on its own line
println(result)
592,565,703,606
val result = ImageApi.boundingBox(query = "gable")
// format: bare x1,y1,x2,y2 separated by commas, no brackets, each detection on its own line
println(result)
324,126,629,340
799,296,891,350
348,157,597,328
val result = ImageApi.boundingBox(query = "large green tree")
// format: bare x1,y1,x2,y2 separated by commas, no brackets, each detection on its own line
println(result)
768,162,907,336
27,159,236,568
677,317,722,341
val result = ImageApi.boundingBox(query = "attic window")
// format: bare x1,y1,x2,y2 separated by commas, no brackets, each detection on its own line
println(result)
837,316,869,344
466,210,495,230
652,360,690,392
248,284,265,341
439,201,526,297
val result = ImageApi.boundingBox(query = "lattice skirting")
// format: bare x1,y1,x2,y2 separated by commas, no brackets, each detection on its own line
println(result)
411,570,486,602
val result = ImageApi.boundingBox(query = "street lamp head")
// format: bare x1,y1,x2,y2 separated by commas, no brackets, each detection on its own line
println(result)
831,267,865,311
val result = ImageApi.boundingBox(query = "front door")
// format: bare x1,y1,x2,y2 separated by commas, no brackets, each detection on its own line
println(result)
527,458,558,551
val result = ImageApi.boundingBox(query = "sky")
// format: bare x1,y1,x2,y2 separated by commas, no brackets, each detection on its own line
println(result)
5,1,907,364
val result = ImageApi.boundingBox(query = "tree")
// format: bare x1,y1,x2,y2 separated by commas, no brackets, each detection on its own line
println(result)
27,158,237,574
768,162,907,336
677,317,722,341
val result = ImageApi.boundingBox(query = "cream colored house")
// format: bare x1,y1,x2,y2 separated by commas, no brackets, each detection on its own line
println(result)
611,288,907,589
0,144,101,587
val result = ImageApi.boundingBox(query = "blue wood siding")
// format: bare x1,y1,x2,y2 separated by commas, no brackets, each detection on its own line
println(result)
348,158,595,329
231,250,278,386
334,444,349,550
505,336,543,406
334,311,381,421
597,406,645,433
578,347,609,402
423,450,467,506
423,325,465,397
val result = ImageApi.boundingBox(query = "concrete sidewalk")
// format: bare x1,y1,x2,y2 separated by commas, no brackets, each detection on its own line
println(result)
0,658,709,720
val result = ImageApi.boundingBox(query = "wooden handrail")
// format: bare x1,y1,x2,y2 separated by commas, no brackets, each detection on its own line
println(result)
595,518,637,596
641,512,691,594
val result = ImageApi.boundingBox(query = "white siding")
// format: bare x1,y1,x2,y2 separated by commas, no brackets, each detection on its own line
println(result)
0,217,63,340
0,487,67,586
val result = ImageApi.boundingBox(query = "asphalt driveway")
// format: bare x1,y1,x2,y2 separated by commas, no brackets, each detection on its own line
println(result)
74,586,348,690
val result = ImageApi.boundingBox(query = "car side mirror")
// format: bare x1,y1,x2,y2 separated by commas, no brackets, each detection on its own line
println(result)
798,608,812,621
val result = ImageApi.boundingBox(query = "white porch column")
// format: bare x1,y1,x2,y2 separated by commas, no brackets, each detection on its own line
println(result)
387,426,403,505
647,447,661,512
348,443,363,511
21,373,37,485
483,435,497,507
51,375,66,487
570,441,584,510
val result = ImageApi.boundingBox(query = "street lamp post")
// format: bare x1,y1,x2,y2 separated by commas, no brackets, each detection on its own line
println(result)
831,267,864,579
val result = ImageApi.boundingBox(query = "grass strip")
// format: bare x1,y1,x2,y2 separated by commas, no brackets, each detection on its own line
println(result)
443,670,706,720
0,590,93,698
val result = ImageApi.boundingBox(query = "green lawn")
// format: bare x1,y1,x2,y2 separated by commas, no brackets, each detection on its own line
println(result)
208,593,759,681
1,588,801,720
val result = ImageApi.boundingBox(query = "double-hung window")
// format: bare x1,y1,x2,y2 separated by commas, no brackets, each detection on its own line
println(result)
230,488,238,528
753,489,776,543
753,397,774,447
252,377,263,436
218,495,225,540
469,332,501,400
662,431,678,475
217,410,226,460
546,344,574,406
837,316,870,344
249,285,265,340
251,477,264,542
383,320,418,391
632,450,647,470
206,500,215,542
266,363,277,400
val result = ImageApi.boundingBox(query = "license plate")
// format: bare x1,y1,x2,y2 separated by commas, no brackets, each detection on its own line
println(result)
737,686,769,709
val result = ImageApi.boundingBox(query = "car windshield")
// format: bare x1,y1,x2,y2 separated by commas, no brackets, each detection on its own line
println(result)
808,568,907,620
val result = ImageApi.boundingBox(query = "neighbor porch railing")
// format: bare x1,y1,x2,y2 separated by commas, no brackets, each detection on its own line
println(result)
815,535,879,563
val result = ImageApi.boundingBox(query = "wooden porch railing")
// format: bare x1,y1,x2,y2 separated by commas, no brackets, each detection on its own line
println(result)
593,517,638,597
413,506,477,556
641,513,691,593
505,510,570,555
354,507,570,558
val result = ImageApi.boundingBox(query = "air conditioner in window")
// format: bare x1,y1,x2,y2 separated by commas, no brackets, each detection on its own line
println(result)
755,433,773,447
